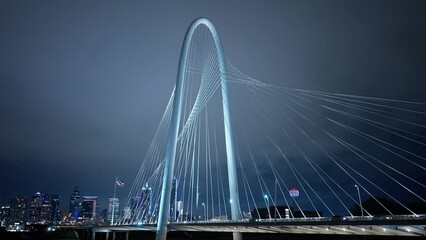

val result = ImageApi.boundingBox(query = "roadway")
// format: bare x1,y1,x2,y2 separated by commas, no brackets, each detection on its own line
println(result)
87,216,426,237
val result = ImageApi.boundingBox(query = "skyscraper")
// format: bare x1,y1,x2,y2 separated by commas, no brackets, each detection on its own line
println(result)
177,201,183,222
39,194,51,224
81,196,97,221
107,198,119,224
141,183,152,223
9,196,27,225
123,207,131,222
130,183,152,223
0,205,11,227
99,208,108,223
29,192,43,224
69,187,81,221
169,176,177,222
130,196,141,222
29,193,51,224
50,195,60,224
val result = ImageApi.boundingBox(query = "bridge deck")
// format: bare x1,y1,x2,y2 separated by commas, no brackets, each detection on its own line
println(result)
82,218,426,237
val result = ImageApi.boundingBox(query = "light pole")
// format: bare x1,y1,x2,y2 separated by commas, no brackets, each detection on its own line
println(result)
264,195,271,220
274,179,277,220
111,179,117,225
354,185,364,217
202,203,206,221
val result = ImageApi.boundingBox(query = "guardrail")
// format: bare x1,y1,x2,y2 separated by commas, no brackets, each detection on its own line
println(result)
168,214,426,225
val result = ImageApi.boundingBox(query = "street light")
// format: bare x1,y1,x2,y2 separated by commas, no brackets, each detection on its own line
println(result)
274,179,278,220
264,194,271,220
202,203,206,221
354,185,364,217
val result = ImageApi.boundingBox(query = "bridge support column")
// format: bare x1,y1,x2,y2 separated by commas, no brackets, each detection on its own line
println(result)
233,232,243,240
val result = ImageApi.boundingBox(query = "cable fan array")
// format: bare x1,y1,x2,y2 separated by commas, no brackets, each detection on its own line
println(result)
117,26,426,225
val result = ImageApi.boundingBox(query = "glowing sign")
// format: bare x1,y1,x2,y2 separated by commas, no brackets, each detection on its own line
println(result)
289,188,299,197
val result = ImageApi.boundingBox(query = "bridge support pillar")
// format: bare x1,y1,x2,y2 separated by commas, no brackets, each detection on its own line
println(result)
233,232,243,240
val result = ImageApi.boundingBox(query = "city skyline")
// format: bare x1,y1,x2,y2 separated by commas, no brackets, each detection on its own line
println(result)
1,186,118,213
1,186,120,227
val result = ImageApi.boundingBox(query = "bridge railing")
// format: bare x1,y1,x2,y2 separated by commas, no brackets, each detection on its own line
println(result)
167,214,426,225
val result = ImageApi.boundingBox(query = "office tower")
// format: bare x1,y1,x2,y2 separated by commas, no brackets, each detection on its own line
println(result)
81,196,97,221
123,207,131,222
69,187,81,221
58,210,68,223
140,183,152,222
170,177,178,222
50,195,60,224
39,194,51,224
9,196,27,224
0,205,11,227
130,183,152,223
107,198,119,223
99,208,108,222
30,192,43,223
130,196,141,222
177,201,183,222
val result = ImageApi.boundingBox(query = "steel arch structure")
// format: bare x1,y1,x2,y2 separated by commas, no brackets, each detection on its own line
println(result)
155,18,242,240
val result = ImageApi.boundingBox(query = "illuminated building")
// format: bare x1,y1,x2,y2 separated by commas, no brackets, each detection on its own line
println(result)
130,183,152,223
39,194,51,224
81,196,97,221
0,205,11,227
107,198,119,223
50,195,60,224
9,196,27,225
170,176,177,222
29,192,43,223
68,187,81,221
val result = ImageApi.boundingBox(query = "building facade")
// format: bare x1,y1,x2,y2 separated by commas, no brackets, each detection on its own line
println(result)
107,198,119,224
140,184,152,223
177,200,183,222
130,183,152,223
81,196,97,222
29,192,43,224
9,196,27,225
0,205,11,227
50,195,60,224
68,187,81,221
39,194,51,224
170,177,177,222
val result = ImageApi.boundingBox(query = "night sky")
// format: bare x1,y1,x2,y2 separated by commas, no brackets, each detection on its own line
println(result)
1,0,425,212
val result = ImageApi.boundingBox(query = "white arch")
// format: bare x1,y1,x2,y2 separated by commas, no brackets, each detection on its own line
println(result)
155,18,241,240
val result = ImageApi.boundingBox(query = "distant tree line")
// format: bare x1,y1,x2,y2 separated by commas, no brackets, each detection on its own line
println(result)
350,197,426,216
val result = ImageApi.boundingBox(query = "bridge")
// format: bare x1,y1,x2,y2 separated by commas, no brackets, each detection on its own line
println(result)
86,18,426,240
72,216,426,239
